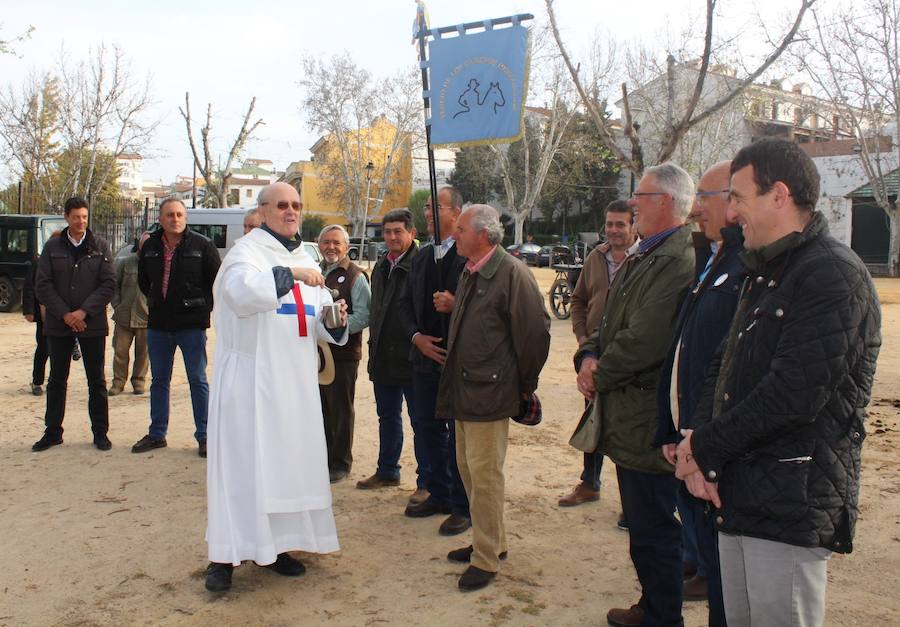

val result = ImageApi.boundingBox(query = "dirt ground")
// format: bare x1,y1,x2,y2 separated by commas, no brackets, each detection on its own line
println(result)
1,267,898,626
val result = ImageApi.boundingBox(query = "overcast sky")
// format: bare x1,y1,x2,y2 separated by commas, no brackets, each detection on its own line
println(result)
0,0,810,185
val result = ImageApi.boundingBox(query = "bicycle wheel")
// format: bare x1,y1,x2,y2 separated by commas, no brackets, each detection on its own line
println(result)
550,277,572,320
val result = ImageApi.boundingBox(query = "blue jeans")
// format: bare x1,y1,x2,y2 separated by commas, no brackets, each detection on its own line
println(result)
411,370,470,517
617,465,684,627
147,328,208,442
372,383,415,481
678,484,726,627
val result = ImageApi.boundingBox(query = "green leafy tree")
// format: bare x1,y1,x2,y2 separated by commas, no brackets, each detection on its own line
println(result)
407,188,429,235
301,214,327,242
448,145,498,205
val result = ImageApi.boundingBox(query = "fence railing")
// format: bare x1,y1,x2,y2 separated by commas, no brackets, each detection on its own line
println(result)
0,184,160,252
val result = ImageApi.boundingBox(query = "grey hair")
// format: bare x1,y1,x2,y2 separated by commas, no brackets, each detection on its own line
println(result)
643,162,695,219
440,185,464,210
318,224,350,245
463,204,504,245
244,208,259,217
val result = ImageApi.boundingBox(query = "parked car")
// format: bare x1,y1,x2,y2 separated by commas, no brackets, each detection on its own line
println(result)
0,214,68,312
506,242,541,265
537,245,576,267
347,237,386,261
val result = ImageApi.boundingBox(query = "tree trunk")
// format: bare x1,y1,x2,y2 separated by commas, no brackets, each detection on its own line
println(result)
514,211,526,245
889,209,900,277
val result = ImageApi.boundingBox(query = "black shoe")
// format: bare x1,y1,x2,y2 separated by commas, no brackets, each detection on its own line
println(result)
616,512,629,531
94,435,112,451
132,435,167,453
31,384,43,396
439,514,472,536
404,499,451,518
447,545,508,563
329,469,348,484
205,562,233,592
263,553,306,577
458,565,496,591
198,440,207,458
32,434,63,452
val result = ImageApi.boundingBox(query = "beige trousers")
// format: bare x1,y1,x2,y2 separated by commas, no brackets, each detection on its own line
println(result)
455,418,509,572
111,324,148,391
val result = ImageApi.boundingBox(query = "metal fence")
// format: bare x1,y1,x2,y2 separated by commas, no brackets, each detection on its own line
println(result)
0,183,159,252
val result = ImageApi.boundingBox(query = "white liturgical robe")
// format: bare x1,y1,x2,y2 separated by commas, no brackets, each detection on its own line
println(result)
206,227,347,566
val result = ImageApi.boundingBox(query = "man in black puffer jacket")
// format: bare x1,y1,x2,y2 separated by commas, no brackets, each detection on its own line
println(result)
133,198,220,458
675,138,881,627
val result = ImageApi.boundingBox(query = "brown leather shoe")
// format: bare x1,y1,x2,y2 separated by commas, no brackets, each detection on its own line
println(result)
356,474,400,490
408,488,430,505
683,574,708,601
439,514,471,536
558,483,600,507
108,385,124,397
607,604,644,627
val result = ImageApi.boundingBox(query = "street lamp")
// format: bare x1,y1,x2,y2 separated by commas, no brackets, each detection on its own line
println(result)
360,160,375,264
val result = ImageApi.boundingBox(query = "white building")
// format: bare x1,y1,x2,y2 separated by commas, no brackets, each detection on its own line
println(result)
116,153,144,198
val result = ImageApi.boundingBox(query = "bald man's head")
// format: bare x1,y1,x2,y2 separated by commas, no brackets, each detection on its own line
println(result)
258,183,303,239
694,160,733,241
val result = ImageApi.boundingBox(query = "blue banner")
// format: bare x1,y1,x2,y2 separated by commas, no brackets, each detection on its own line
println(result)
428,24,530,147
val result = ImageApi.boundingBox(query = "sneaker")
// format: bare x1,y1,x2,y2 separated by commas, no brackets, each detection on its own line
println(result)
205,562,233,592
263,553,305,577
458,565,495,591
30,383,43,396
356,474,400,490
131,435,167,453
616,512,629,531
94,435,112,451
32,434,63,452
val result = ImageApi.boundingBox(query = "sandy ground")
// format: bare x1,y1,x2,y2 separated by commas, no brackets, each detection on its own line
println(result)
1,267,899,626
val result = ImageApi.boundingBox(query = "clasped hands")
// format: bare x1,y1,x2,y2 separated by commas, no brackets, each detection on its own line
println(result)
63,309,87,333
668,430,721,508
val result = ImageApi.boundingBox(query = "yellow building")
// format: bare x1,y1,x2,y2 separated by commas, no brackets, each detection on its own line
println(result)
281,116,413,232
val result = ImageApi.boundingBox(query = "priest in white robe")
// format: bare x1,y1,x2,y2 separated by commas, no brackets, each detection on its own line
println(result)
205,182,348,592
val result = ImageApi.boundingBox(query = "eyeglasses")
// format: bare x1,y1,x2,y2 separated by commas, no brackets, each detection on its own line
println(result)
695,190,729,198
631,191,668,199
261,201,301,210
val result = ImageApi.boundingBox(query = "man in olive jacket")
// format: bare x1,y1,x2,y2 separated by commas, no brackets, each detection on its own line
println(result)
437,204,550,592
110,232,150,396
676,139,881,626
359,209,418,490
33,196,115,452
576,164,696,627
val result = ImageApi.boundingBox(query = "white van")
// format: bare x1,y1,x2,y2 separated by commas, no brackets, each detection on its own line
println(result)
115,207,322,264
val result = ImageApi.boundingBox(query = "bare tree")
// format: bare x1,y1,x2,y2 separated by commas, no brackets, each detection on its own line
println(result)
179,93,264,207
794,0,900,273
56,44,158,201
493,61,576,244
0,24,34,57
299,53,422,235
545,0,815,176
0,44,157,207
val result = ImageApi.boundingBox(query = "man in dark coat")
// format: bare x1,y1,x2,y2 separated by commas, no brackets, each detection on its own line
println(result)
33,197,115,452
23,253,49,396
358,208,418,491
401,186,471,536
133,198,221,457
676,138,881,626
654,161,742,625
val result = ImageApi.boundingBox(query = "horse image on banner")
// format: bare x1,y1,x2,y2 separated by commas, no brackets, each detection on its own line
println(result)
428,23,530,147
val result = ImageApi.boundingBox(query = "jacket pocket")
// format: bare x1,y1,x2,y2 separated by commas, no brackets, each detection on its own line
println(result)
457,362,507,417
732,453,811,520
